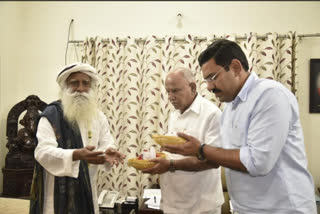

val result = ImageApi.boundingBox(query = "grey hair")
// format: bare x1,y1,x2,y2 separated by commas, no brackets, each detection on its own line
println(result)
171,67,196,83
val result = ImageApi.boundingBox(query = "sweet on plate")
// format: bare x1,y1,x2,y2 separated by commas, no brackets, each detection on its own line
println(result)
151,134,186,147
128,148,166,170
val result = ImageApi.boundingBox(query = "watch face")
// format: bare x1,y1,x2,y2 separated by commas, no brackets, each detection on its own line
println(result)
169,167,175,172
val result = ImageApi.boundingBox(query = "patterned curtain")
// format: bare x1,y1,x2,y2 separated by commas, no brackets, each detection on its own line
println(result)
81,32,298,202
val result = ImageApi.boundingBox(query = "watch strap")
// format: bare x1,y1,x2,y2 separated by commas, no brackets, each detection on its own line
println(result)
169,159,176,172
197,143,207,160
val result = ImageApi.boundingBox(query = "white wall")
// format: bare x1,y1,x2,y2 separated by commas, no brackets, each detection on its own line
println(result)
0,2,22,194
1,1,320,193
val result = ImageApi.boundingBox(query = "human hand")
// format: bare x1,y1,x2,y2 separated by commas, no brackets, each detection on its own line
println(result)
73,146,105,164
141,158,170,175
162,132,200,156
104,148,126,166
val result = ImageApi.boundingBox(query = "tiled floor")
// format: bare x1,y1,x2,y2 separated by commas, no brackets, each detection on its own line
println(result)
0,197,29,214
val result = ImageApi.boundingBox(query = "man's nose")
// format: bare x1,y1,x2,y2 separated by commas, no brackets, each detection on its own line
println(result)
168,92,175,100
76,83,86,92
207,81,215,92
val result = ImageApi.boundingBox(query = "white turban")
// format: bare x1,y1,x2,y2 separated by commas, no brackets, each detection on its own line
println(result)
56,62,100,88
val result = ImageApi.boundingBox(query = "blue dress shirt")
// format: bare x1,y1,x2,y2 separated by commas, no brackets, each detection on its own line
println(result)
221,72,317,214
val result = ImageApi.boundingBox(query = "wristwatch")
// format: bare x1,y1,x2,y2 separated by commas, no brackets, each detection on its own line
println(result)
197,144,207,161
169,159,176,172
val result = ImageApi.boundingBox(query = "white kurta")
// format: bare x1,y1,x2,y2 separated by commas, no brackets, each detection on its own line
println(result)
35,110,116,214
160,94,224,214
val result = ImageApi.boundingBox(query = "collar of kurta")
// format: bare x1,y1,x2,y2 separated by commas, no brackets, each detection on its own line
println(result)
176,93,202,116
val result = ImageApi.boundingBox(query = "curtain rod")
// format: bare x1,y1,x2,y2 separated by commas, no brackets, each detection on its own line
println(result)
68,33,320,44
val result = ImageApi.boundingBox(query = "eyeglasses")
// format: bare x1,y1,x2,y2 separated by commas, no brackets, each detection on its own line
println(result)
204,66,225,83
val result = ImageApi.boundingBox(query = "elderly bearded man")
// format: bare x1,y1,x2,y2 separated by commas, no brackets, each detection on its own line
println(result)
30,63,125,214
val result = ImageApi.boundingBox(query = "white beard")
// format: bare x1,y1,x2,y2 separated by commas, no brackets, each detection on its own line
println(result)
60,88,98,129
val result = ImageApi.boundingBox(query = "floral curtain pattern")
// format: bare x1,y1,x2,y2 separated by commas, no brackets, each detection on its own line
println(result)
237,32,298,95
81,32,298,202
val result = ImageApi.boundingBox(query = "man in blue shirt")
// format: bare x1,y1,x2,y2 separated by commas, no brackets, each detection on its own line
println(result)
163,39,317,214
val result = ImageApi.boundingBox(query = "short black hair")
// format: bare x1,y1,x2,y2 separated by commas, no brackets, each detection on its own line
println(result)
198,39,249,71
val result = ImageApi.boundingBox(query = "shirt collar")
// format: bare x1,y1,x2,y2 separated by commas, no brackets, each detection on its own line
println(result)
232,72,257,106
175,93,201,116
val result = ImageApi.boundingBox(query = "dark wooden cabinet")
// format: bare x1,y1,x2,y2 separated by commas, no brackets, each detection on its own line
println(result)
139,207,163,214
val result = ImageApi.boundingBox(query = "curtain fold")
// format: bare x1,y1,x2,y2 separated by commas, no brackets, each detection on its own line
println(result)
81,32,298,202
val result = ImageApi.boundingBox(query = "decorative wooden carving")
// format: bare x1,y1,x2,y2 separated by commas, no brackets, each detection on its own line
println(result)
2,95,47,198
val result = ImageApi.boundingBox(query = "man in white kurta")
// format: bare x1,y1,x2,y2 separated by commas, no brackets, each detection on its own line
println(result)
143,67,224,214
31,63,125,214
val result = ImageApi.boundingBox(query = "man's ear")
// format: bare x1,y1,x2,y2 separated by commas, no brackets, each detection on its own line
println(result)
230,59,242,76
189,82,197,93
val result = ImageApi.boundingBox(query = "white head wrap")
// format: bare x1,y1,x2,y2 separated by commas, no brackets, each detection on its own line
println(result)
56,62,100,88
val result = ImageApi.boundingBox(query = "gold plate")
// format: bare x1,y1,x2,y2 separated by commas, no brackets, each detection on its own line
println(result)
151,134,186,146
128,152,166,170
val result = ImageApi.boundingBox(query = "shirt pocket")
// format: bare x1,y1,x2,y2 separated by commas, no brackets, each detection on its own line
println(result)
229,122,246,148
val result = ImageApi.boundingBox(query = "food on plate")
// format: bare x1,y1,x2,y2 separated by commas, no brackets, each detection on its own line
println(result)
128,149,166,170
151,134,186,146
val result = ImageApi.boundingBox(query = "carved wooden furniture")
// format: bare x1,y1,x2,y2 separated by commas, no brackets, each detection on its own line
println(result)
2,95,46,198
